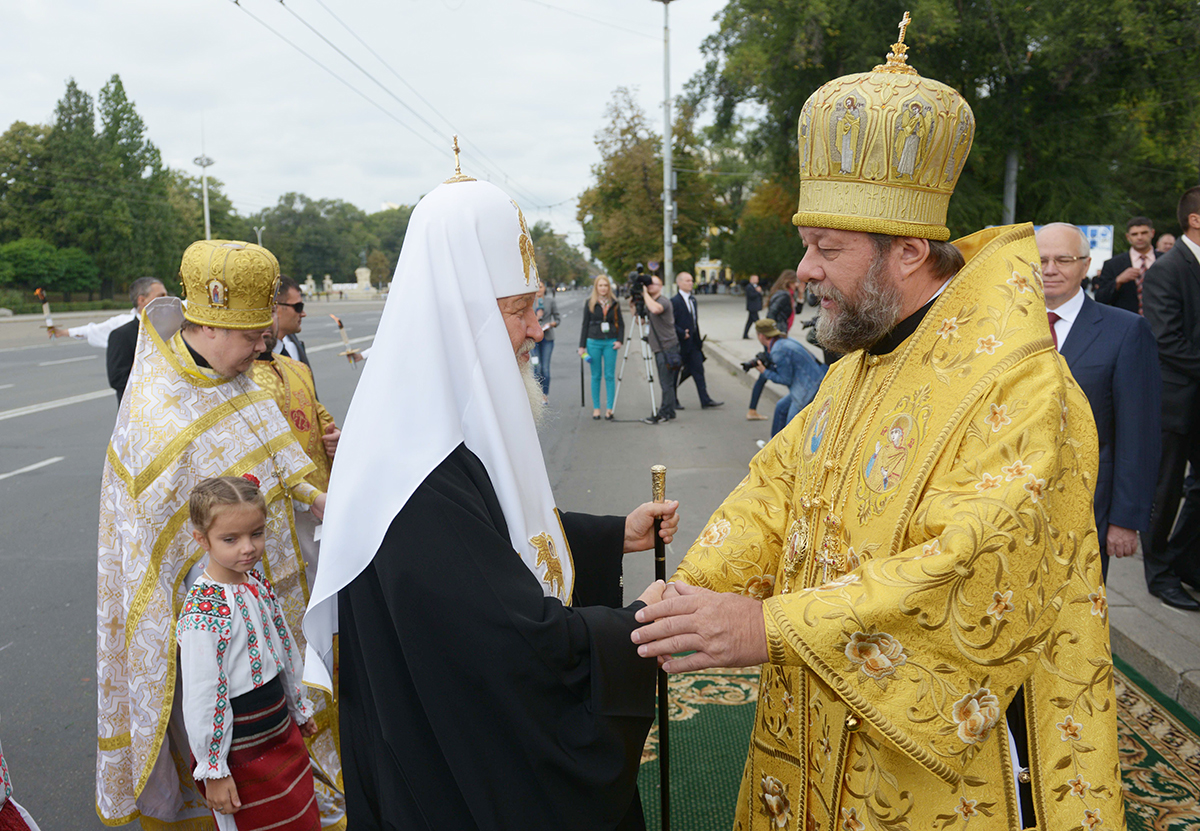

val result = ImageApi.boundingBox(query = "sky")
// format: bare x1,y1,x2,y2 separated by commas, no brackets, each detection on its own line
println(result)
1,0,730,251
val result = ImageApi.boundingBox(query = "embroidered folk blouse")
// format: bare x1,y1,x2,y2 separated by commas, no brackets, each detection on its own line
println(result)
176,571,313,780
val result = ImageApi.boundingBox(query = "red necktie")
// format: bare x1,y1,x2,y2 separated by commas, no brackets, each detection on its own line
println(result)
1136,253,1148,316
1047,311,1061,350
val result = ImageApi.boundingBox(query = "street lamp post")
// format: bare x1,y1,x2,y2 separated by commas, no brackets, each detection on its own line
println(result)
653,0,675,296
253,225,266,247
193,153,215,241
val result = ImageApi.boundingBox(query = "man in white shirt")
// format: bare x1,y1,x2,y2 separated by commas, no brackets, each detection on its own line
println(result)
1039,222,1161,586
272,276,310,367
50,277,166,347
1094,215,1157,314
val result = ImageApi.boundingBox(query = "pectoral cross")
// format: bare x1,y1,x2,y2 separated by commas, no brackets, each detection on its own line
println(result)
898,11,911,44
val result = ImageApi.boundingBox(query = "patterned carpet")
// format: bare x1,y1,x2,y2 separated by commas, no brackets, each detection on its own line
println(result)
637,657,1200,830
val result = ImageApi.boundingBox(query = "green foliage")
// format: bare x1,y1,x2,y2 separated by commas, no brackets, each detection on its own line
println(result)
247,193,373,281
724,182,802,277
529,221,591,287
690,0,1200,239
0,238,60,287
578,88,717,280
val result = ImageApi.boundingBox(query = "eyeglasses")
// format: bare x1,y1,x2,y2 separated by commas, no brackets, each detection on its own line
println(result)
1039,256,1088,268
278,301,304,313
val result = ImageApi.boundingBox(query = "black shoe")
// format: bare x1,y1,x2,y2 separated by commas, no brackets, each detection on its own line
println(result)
642,415,663,425
1178,573,1200,592
701,400,724,409
675,404,685,410
1152,585,1200,611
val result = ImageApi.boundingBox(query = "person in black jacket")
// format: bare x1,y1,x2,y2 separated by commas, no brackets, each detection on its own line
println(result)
671,272,722,409
742,274,763,338
1142,188,1200,610
105,277,167,403
1094,216,1158,314
578,275,624,419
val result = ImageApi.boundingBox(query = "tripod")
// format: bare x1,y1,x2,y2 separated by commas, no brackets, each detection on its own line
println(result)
611,313,658,420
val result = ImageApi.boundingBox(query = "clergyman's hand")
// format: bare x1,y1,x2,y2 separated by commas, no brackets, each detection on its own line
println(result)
311,492,327,522
636,579,666,607
623,500,680,552
631,582,768,673
322,424,341,458
1107,524,1139,558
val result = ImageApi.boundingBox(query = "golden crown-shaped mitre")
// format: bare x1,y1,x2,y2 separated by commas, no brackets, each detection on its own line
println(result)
179,240,280,329
793,12,975,241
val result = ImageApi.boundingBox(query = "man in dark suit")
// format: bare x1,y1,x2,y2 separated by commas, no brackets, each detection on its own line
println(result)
1093,216,1158,314
671,271,722,409
273,275,311,367
1037,224,1160,584
742,274,763,338
105,277,167,403
1143,187,1200,609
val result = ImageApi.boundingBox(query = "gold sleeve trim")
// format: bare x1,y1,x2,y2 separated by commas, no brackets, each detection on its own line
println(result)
97,732,130,751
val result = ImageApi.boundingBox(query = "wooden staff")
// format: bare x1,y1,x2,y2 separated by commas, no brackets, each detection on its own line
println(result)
651,464,670,831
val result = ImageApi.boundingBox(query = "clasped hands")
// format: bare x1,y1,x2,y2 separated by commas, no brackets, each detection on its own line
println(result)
631,582,769,673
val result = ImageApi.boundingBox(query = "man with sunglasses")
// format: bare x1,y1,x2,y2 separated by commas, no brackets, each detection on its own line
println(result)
273,275,311,368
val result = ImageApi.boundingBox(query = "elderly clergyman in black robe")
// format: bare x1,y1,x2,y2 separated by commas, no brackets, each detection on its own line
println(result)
303,172,676,830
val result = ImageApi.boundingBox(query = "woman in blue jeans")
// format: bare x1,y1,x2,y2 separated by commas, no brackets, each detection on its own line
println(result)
577,274,623,419
531,279,560,400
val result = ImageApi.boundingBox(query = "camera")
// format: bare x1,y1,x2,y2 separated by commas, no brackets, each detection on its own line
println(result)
740,351,774,373
629,263,654,317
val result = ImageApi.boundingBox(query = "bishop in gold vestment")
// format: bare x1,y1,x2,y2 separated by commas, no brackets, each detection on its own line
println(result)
634,21,1124,831
96,241,344,829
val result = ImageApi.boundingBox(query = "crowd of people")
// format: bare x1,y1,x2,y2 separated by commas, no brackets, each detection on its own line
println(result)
8,16,1200,831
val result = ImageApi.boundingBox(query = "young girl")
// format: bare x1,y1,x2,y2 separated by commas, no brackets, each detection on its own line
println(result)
177,476,319,830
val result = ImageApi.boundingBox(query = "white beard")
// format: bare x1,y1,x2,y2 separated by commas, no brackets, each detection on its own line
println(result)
518,341,548,428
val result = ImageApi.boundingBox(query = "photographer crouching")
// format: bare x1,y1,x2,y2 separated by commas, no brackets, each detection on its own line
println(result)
638,273,681,425
746,318,827,438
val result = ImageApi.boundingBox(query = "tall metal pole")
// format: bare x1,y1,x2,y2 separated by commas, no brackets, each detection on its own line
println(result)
658,0,675,295
1002,147,1018,226
194,153,215,241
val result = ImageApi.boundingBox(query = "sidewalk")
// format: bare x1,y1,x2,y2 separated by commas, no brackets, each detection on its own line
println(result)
694,292,1200,719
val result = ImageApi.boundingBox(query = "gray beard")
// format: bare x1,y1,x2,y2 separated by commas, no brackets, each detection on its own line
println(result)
814,251,903,354
518,341,548,428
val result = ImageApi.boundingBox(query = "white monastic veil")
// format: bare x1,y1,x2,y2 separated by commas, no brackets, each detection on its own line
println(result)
302,180,572,691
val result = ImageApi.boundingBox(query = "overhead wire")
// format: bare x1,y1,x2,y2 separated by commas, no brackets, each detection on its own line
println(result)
269,0,553,208
227,0,453,164
516,0,657,41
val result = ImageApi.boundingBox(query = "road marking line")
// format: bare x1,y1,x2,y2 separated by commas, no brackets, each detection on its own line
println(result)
0,341,84,353
38,355,97,366
0,384,12,390
0,389,111,421
0,456,64,481
0,643,11,652
308,334,376,353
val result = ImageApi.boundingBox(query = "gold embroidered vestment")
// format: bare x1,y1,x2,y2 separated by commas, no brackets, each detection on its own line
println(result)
248,353,335,490
676,224,1124,831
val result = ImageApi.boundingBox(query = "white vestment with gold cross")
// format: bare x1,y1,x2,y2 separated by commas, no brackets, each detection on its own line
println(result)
95,298,345,829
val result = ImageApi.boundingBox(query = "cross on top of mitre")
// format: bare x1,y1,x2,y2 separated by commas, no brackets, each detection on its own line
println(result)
876,11,918,75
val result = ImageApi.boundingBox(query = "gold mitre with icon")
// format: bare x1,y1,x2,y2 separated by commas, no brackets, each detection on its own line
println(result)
793,12,975,241
179,240,280,329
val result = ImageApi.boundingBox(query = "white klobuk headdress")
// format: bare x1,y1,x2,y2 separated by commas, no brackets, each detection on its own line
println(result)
303,176,572,691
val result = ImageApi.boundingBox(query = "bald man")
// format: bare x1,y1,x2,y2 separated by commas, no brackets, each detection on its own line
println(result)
1039,222,1161,585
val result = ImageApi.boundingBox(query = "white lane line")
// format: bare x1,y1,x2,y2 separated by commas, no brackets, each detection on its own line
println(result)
0,643,11,653
308,334,376,353
0,341,84,353
0,389,111,421
0,384,12,390
0,456,64,481
38,355,97,366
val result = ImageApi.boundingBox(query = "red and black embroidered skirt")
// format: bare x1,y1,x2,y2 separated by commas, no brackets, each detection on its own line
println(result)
197,676,320,831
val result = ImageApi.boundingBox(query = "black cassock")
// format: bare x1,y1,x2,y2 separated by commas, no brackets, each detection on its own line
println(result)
338,443,657,830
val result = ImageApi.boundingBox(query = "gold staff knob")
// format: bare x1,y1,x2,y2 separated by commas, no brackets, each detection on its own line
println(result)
651,465,667,503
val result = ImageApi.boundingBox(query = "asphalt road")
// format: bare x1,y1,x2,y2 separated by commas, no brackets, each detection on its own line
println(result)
0,292,761,828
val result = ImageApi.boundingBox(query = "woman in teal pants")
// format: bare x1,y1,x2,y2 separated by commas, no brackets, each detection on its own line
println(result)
577,274,623,419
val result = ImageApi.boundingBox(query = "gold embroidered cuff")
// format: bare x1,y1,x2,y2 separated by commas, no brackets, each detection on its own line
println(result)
291,482,319,506
764,597,803,666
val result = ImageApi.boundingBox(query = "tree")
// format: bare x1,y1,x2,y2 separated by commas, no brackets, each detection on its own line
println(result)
577,88,717,280
529,221,590,287
690,0,1200,239
0,121,53,242
55,246,100,300
249,194,371,280
0,238,60,288
724,181,801,278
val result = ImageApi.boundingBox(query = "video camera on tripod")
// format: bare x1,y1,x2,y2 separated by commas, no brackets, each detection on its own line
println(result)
628,263,654,318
